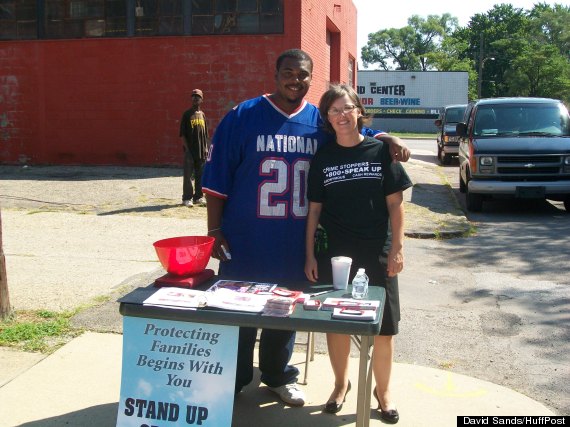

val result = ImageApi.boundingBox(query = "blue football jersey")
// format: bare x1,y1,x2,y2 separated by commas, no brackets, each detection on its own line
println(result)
361,127,387,138
203,95,331,282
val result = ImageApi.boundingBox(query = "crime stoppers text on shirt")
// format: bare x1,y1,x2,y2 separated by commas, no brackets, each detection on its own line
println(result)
458,416,568,426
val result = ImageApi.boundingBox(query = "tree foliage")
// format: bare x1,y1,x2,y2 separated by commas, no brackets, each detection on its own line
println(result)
361,14,458,71
360,3,570,103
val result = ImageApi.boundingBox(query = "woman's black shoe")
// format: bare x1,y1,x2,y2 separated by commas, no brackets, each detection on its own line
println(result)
324,381,351,414
373,387,399,424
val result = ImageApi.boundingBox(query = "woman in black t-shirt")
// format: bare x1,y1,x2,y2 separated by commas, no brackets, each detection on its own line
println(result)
305,84,411,423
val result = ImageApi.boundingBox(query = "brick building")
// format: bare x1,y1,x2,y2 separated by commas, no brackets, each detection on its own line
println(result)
0,0,357,166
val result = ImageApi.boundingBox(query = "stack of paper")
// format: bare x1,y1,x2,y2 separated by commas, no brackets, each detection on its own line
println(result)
206,280,277,294
262,297,296,317
322,298,380,311
332,307,377,321
205,288,270,313
143,287,208,309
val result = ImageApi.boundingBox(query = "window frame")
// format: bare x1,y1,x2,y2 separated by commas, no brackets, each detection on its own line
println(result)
0,0,284,40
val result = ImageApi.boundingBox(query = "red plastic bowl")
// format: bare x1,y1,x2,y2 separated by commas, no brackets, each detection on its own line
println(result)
153,236,215,276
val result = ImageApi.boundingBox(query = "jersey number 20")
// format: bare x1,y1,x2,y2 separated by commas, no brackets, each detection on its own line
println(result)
258,158,310,218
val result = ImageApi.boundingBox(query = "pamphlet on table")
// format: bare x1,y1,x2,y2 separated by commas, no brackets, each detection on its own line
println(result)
143,287,207,309
206,280,277,294
322,297,380,311
142,281,378,321
331,307,377,321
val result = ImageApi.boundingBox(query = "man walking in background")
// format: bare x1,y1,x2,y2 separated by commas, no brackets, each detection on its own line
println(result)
179,89,209,207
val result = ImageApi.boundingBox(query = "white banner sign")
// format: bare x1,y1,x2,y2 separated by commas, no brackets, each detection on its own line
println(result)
117,316,238,427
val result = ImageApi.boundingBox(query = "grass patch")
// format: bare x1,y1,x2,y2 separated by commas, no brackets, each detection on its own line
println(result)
91,294,112,304
0,309,83,353
460,223,478,238
391,132,437,139
438,361,455,370
0,288,136,353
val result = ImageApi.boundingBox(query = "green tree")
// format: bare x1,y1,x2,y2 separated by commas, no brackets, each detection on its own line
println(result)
361,14,458,70
361,26,418,70
506,43,570,99
453,4,531,98
528,3,570,60
359,4,570,103
451,3,570,102
428,35,477,99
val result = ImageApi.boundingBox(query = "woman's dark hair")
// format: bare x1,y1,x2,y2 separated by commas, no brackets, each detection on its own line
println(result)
276,49,314,72
318,84,370,134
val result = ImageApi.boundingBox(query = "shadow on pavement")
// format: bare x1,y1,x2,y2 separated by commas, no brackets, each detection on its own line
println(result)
18,403,119,427
409,153,437,164
409,183,460,215
98,204,183,216
0,165,180,181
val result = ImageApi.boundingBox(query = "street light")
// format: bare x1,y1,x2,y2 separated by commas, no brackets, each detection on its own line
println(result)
477,56,495,98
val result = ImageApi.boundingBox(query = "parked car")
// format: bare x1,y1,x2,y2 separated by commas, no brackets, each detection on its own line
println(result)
456,97,570,212
435,104,467,165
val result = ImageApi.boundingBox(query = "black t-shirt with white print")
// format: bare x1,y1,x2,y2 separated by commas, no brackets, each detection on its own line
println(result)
308,136,412,244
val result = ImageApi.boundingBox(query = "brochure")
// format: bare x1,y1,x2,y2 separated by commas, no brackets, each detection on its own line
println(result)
322,297,380,311
271,288,304,301
332,307,377,321
206,280,277,295
143,287,208,309
205,288,270,313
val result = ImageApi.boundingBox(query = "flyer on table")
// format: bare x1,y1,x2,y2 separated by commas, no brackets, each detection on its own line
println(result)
117,316,238,426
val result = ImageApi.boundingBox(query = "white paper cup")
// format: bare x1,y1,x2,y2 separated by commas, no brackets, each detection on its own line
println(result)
331,256,352,290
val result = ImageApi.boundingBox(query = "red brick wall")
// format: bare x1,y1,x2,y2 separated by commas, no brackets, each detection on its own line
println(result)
0,0,356,166
300,0,357,100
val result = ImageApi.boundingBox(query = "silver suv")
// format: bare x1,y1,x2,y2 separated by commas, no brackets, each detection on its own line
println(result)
456,97,570,212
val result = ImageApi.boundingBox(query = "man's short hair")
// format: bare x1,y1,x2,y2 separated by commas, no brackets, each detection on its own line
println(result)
276,49,313,72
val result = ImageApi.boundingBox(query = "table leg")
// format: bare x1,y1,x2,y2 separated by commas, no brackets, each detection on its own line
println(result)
355,335,374,427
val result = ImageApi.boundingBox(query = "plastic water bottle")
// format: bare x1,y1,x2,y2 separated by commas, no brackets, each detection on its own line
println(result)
351,268,369,299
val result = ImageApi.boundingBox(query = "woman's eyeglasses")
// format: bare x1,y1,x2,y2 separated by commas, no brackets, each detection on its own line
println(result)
327,104,358,116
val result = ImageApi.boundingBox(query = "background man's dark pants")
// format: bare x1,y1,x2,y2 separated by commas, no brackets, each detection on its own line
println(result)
183,149,205,202
235,327,299,393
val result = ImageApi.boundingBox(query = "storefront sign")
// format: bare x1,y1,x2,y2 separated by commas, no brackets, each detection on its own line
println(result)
366,107,441,118
117,316,238,426
356,72,468,122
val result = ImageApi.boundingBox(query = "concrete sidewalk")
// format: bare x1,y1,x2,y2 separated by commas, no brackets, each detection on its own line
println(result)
0,160,557,426
0,159,470,312
0,332,554,426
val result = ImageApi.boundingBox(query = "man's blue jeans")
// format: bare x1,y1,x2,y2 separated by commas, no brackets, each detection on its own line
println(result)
235,327,299,393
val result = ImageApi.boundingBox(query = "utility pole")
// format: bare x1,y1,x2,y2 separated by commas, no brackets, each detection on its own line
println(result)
477,56,495,98
477,34,495,98
0,208,12,320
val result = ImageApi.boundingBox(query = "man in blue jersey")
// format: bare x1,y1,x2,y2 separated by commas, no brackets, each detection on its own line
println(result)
202,49,409,406
202,49,319,406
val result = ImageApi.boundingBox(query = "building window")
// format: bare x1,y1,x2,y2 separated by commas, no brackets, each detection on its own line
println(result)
0,0,283,40
348,55,355,88
45,0,128,38
191,0,283,35
0,0,38,40
135,0,183,36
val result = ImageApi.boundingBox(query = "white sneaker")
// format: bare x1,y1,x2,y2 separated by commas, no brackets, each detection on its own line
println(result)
193,197,206,206
183,200,193,207
268,383,306,406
